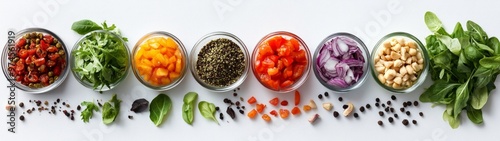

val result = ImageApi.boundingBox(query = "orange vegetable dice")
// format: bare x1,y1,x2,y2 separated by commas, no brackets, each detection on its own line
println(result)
279,109,290,119
262,114,271,122
256,103,266,113
269,97,279,106
247,96,257,104
248,109,257,119
303,105,311,112
291,107,301,115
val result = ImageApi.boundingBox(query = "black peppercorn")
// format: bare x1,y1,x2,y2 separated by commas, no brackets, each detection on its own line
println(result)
414,101,419,106
386,101,391,105
390,108,395,113
412,120,417,125
388,117,394,123
402,119,409,126
36,101,42,106
239,110,244,114
215,107,220,111
375,103,380,107
384,107,389,112
391,95,396,100
376,98,380,102
382,103,386,108
128,115,133,119
19,115,25,121
77,105,81,111
406,111,411,116
394,114,399,118
403,102,408,107
324,92,329,97
407,101,412,106
400,108,405,112
338,97,343,102
333,111,339,117
233,93,238,97
235,101,240,106
378,120,383,126
419,112,424,117
19,102,24,108
366,104,371,109
359,106,365,112
353,113,359,118
318,94,323,99
379,111,384,116
219,113,224,120
241,106,245,110
343,104,348,109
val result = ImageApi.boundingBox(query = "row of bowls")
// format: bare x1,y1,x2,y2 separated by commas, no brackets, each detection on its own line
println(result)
2,28,428,94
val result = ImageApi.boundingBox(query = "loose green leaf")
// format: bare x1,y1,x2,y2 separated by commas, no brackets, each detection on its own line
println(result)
182,92,198,125
466,107,483,124
102,94,121,125
424,11,444,34
420,80,460,102
80,101,100,123
198,101,219,125
454,81,470,118
470,87,488,110
71,20,103,35
150,94,173,126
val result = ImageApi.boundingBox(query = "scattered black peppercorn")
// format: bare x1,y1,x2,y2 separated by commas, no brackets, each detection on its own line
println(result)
379,111,384,116
219,113,224,120
53,102,57,105
376,98,380,102
62,102,66,106
318,94,323,99
241,106,245,110
19,102,24,108
239,110,244,114
400,108,405,112
378,120,383,126
412,120,417,125
237,87,240,90
226,107,236,119
215,107,220,111
386,101,391,105
20,115,25,121
70,115,74,121
233,93,238,97
235,101,240,106
391,95,396,100
406,111,411,116
403,102,408,107
419,112,424,117
388,117,394,123
390,108,395,113
130,98,149,113
403,119,409,126
343,104,348,109
333,111,339,117
128,115,133,119
414,101,419,106
407,101,412,106
236,106,240,110
384,107,389,112
63,110,70,117
366,104,371,109
338,97,343,102
394,114,399,118
382,103,386,108
324,92,329,97
375,103,380,107
359,106,365,112
36,101,42,106
77,105,81,111
56,99,60,103
353,113,359,118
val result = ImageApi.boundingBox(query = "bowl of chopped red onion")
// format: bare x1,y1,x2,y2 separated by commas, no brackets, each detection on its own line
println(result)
313,32,370,92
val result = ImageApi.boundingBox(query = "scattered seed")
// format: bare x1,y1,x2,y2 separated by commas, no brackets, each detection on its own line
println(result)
403,102,408,107
359,106,365,112
70,116,74,121
379,111,384,116
53,102,57,105
77,105,81,111
240,97,244,101
414,101,419,106
333,111,339,117
382,104,386,108
391,95,396,100
378,120,383,126
20,115,25,121
338,97,343,102
241,106,245,110
219,113,224,120
235,101,241,106
233,93,238,97
342,104,348,109
388,117,394,123
366,104,371,109
400,108,405,112
62,102,66,106
65,104,70,108
239,110,244,114
407,101,412,106
376,98,380,102
237,87,240,90
386,101,391,105
63,110,70,117
27,109,32,114
419,112,424,117
375,103,380,107
19,102,24,108
412,120,417,125
390,108,395,113
406,111,411,116
402,119,409,126
128,115,133,119
384,107,389,112
56,99,60,103
215,107,220,111
44,101,49,106
324,92,329,97
318,94,323,99
36,101,42,106
353,113,359,118
394,114,399,118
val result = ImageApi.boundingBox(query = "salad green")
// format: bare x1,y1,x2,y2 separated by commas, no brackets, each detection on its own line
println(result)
149,94,172,126
71,20,130,90
102,94,121,124
182,92,198,125
80,101,100,123
420,11,500,128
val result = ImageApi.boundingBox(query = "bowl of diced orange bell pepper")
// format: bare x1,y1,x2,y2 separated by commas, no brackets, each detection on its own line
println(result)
131,31,188,91
252,31,311,93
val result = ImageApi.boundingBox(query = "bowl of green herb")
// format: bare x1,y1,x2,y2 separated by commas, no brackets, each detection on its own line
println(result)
70,20,130,91
190,31,250,92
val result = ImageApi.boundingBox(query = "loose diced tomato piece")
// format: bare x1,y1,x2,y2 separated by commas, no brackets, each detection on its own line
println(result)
294,90,300,106
270,110,278,117
293,50,307,63
279,109,290,119
256,103,266,113
247,96,257,104
248,109,257,119
291,106,301,115
269,97,279,106
259,43,274,56
262,114,271,122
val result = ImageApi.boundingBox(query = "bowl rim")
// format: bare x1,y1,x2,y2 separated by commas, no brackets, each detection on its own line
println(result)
131,31,188,91
70,30,130,91
251,31,311,93
313,32,371,92
1,28,70,94
369,32,429,93
190,31,250,92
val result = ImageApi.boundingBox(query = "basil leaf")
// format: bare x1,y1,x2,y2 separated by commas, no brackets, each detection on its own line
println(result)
71,20,103,35
425,11,445,34
454,81,470,118
149,94,172,126
466,107,483,124
487,37,500,55
420,80,460,102
471,87,488,110
182,92,198,125
198,101,219,125
102,94,121,125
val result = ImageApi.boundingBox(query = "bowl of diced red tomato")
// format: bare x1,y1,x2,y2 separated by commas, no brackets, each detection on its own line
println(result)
2,28,69,93
252,31,311,93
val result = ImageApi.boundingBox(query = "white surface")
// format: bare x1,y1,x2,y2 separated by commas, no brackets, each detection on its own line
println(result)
1,0,499,141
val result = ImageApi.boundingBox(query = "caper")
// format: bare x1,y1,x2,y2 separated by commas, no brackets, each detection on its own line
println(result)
56,43,62,48
12,57,19,63
38,33,43,39
48,77,54,84
38,65,46,72
54,76,59,80
48,71,54,77
23,34,30,39
34,83,42,88
53,38,58,44
36,38,40,44
28,83,35,88
30,32,37,38
58,50,65,55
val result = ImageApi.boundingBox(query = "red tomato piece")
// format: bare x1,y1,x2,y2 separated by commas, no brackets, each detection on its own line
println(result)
267,67,279,76
280,100,288,106
267,36,285,50
47,46,58,52
289,38,300,51
294,90,300,106
281,56,294,67
17,49,29,59
291,106,301,115
279,109,290,119
16,38,26,48
43,35,54,44
15,59,24,72
27,48,36,56
270,110,278,117
36,48,47,58
280,80,294,88
46,60,56,67
33,58,46,66
282,66,293,79
259,43,274,56
247,96,257,104
53,66,61,76
262,57,275,68
40,74,49,86
256,103,266,113
269,97,279,106
48,53,60,61
27,74,39,83
293,50,307,63
40,40,49,50
292,65,305,80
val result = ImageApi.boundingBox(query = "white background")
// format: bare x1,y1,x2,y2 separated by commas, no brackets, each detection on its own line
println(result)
1,0,499,141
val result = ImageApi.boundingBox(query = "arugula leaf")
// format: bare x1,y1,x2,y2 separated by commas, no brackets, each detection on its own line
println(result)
150,94,172,126
479,56,500,69
198,101,218,125
102,94,121,124
71,20,103,35
80,101,100,123
182,92,198,125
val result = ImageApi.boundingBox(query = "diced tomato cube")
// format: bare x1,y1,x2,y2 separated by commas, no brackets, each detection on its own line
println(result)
247,96,257,104
267,36,285,50
269,97,279,106
291,106,301,115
